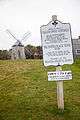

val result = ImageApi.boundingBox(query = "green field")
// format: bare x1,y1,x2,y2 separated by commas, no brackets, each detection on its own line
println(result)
0,59,80,120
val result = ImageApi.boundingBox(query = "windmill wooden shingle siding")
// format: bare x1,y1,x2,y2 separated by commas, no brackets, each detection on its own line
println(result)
11,40,25,60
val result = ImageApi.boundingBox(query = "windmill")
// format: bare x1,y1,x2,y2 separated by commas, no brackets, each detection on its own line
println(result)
6,29,31,60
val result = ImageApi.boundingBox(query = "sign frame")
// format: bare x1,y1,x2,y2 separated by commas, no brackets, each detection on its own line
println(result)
40,20,74,67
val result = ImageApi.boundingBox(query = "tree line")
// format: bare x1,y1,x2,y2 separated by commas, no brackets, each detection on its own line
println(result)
0,45,43,60
0,50,11,60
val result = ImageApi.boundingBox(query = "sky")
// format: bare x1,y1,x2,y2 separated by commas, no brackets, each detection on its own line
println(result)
0,0,80,50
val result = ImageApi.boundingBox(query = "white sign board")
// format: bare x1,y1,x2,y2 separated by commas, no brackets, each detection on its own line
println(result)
48,71,72,81
40,21,73,66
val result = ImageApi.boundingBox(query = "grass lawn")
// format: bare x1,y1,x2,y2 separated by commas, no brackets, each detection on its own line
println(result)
0,59,80,120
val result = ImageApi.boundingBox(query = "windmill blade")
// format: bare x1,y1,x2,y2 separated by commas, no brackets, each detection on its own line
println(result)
21,31,31,42
6,29,18,41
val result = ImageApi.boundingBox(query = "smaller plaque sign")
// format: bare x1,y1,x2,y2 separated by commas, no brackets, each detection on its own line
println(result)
48,71,72,81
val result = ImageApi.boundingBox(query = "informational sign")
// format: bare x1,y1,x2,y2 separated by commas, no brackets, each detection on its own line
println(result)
40,21,73,66
48,71,72,81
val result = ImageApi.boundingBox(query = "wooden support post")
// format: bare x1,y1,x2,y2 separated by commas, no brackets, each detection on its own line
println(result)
52,15,57,21
56,66,64,110
52,15,64,110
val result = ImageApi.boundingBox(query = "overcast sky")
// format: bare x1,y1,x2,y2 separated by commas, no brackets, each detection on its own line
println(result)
0,0,80,50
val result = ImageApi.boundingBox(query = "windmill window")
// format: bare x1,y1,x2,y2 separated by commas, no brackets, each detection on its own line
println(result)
76,49,80,53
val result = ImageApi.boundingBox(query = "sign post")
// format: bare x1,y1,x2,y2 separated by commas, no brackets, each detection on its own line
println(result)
40,15,73,110
56,66,64,110
53,16,64,110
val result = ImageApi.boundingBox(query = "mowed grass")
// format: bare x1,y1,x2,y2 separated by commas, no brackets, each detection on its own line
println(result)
0,59,80,120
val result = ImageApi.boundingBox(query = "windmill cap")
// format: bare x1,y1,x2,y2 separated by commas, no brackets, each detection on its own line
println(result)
12,40,24,47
